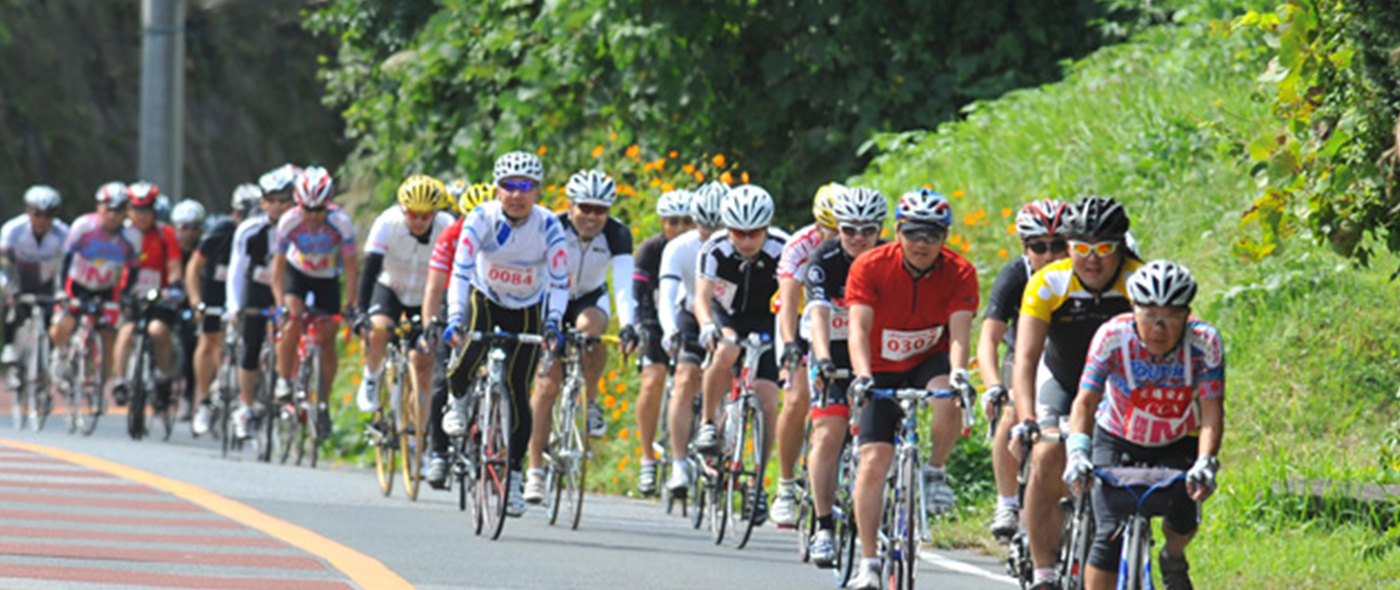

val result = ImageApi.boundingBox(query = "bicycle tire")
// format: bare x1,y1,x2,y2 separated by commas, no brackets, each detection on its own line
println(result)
126,337,149,441
480,382,511,541
707,457,727,544
372,355,398,496
158,378,179,442
1121,517,1148,590
566,383,588,530
1059,493,1095,590
894,450,920,590
833,442,858,587
34,323,53,432
733,400,766,549
257,343,277,462
545,390,569,527
216,365,235,457
399,358,424,502
12,362,27,431
64,341,80,435
308,355,322,469
796,460,813,562
276,398,299,465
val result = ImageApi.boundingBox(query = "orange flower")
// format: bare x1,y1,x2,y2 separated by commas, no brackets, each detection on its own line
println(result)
649,178,662,187
618,455,630,471
720,171,733,185
693,171,705,182
662,184,674,192
654,158,667,170
998,248,1009,259
669,150,679,158
632,227,640,235
612,408,623,420
948,234,964,245
608,369,618,381
619,399,629,412
682,164,697,174
615,382,626,394
959,241,971,253
537,145,548,156
626,145,641,158
618,429,629,440
597,378,607,391
952,190,965,199
975,209,987,219
741,171,750,184
603,394,617,409
712,154,726,168
609,132,618,142
963,213,977,226
342,393,352,404
591,145,605,158
1006,223,1017,234
1001,207,1013,218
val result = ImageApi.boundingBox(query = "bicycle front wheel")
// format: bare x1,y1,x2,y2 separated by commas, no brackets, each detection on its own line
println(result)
479,383,511,541
562,385,589,530
398,360,424,501
256,344,278,462
1059,493,1095,590
126,339,150,441
893,450,920,590
1121,516,1149,590
729,401,766,549
307,355,323,469
78,336,104,436
372,360,398,497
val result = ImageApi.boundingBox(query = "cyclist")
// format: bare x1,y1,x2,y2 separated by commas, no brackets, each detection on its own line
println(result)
111,182,185,409
442,151,568,518
1062,261,1222,590
224,165,298,439
2,186,69,372
692,184,788,523
660,181,727,495
1011,196,1141,590
171,199,206,420
770,182,842,526
524,169,637,503
978,198,1071,539
629,189,694,495
50,182,141,395
271,166,359,435
802,186,887,567
423,181,494,488
844,188,979,590
353,175,453,414
189,185,262,435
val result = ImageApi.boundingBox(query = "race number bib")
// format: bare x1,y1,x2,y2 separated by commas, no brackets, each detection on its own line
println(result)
252,265,271,285
829,307,851,340
879,326,943,362
485,261,537,297
213,264,229,282
133,268,162,294
1124,385,1198,445
712,278,739,313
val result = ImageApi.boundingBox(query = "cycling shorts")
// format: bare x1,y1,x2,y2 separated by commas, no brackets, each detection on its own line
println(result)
285,265,340,314
1088,427,1199,572
239,317,268,371
639,322,667,369
857,352,950,446
198,280,226,334
712,308,778,383
367,283,422,323
673,308,707,367
1035,353,1074,432
563,284,609,326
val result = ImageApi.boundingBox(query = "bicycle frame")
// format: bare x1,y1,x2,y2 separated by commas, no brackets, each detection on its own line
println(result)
868,387,946,590
1090,467,1192,590
11,294,57,431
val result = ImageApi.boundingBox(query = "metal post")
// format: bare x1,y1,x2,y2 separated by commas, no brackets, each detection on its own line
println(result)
138,0,185,199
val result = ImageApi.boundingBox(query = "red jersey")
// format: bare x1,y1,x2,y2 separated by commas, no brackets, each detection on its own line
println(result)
844,242,979,374
129,222,181,293
429,217,464,274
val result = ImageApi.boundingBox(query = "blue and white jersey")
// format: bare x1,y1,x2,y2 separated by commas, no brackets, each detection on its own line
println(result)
447,201,569,325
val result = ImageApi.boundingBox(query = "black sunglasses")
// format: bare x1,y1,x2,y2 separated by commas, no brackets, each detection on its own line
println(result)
302,206,328,214
28,208,55,219
1025,239,1068,255
663,217,694,226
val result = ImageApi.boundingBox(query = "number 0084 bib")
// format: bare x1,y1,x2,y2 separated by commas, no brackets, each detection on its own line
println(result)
485,261,538,298
879,326,943,362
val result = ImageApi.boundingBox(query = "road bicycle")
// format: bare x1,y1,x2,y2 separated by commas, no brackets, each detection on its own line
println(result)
697,332,772,550
124,288,189,442
54,296,119,436
866,387,945,590
276,308,346,468
365,315,426,501
1079,467,1192,590
8,293,59,432
448,329,543,541
794,366,859,586
542,329,614,529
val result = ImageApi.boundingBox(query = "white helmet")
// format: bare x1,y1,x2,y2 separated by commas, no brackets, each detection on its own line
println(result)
294,166,335,208
171,200,207,226
96,181,127,206
24,185,61,211
721,185,774,231
566,170,616,207
1127,260,1197,308
895,188,953,228
1015,199,1070,239
232,183,263,214
656,190,693,218
831,187,886,225
259,164,301,194
692,181,729,227
493,151,544,184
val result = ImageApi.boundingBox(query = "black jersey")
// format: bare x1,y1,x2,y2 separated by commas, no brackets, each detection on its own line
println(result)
633,234,667,323
804,238,886,343
983,257,1031,349
697,229,786,319
196,217,237,285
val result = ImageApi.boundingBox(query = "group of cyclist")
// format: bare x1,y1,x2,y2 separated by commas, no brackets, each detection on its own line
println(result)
3,149,1225,590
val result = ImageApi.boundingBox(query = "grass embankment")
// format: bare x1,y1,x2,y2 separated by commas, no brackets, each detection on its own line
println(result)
847,3,1400,587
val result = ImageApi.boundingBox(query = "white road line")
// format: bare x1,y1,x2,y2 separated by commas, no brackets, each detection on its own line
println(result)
919,550,1019,586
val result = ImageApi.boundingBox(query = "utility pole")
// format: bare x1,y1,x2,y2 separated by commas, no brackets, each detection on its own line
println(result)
138,0,186,199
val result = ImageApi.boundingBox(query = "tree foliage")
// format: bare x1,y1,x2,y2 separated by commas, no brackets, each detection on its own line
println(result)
306,0,1107,222
1227,0,1400,266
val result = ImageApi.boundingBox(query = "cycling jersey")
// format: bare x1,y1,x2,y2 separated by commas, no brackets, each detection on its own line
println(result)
558,213,635,325
697,229,787,321
844,242,979,375
429,217,465,275
983,257,1032,349
447,200,568,325
804,237,886,344
226,214,277,314
777,223,825,341
1020,257,1143,390
657,228,706,338
128,222,181,293
1080,314,1224,447
364,207,453,307
632,234,667,324
62,213,140,294
0,214,69,292
194,217,237,305
273,205,357,279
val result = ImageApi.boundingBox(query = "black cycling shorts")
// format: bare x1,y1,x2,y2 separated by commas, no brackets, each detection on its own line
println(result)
285,265,341,314
197,279,226,334
857,352,951,446
366,283,422,323
674,308,707,367
711,308,778,383
1088,427,1200,572
239,318,268,371
563,285,609,326
639,322,667,369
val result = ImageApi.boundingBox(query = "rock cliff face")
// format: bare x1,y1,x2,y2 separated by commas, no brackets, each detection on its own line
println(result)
0,0,344,219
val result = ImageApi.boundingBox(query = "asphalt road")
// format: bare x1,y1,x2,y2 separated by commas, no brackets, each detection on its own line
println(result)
0,397,1014,590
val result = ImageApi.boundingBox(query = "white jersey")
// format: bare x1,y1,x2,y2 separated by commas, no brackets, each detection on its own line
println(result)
558,213,636,326
657,228,704,338
447,201,569,325
1,214,69,291
365,208,453,307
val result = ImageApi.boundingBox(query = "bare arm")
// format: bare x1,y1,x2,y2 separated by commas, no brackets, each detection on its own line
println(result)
810,305,833,360
694,275,716,328
271,254,287,305
422,268,447,330
166,258,183,287
977,319,1008,388
849,304,874,378
342,253,360,311
947,310,974,373
1012,315,1049,422
1068,387,1101,437
1197,396,1223,459
185,252,205,308
777,277,802,346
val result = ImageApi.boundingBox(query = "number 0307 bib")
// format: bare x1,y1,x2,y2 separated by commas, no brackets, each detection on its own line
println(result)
485,261,538,298
880,326,943,362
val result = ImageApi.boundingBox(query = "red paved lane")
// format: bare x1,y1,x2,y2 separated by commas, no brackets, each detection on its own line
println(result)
0,445,368,590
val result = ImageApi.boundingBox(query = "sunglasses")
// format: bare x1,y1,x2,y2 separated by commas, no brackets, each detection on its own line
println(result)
899,227,946,244
730,227,767,240
302,205,328,214
178,224,201,232
105,205,129,214
1135,306,1188,326
1068,239,1119,258
403,208,436,221
28,208,56,219
499,179,538,193
1025,239,1068,255
839,224,880,238
663,216,694,226
575,203,610,216
265,195,294,205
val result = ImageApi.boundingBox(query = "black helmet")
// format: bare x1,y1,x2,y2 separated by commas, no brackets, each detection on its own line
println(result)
1065,196,1129,240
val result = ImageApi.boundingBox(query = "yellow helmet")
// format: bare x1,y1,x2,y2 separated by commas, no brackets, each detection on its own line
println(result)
813,183,846,229
397,175,446,213
454,182,495,216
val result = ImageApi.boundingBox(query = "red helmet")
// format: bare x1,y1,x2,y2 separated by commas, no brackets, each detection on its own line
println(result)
125,181,161,208
294,167,335,208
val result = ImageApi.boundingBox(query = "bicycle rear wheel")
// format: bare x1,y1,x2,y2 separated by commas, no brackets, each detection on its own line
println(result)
479,383,511,541
399,361,424,501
